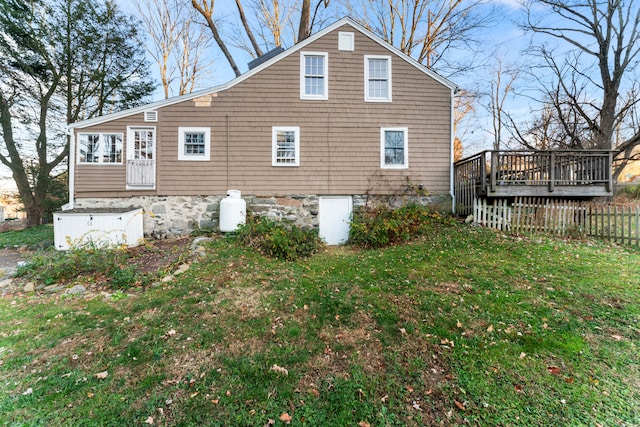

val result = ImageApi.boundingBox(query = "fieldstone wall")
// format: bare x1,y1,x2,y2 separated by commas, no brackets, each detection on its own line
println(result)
74,193,452,237
74,196,223,237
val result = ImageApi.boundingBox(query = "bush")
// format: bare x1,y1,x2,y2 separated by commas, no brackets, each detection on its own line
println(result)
16,244,141,289
234,214,324,260
616,184,640,199
348,204,455,249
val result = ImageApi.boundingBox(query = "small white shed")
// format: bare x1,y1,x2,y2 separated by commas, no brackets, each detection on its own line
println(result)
53,208,144,250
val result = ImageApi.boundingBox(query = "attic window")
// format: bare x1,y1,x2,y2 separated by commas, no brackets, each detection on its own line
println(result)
300,52,328,100
338,32,354,51
144,111,158,122
365,55,392,102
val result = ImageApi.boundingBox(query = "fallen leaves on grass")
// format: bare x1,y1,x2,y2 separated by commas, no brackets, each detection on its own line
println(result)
95,371,108,379
270,364,289,376
279,412,292,423
547,366,562,375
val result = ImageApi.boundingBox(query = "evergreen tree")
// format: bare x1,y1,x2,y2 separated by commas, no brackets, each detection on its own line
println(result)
0,0,154,226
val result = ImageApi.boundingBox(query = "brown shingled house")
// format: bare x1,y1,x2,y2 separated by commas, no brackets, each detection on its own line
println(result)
63,17,458,245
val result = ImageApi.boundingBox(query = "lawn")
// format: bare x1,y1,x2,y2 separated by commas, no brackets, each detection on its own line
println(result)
0,222,638,426
0,225,53,249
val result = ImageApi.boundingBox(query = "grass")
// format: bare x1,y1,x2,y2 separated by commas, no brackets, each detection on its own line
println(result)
0,223,639,426
0,225,54,249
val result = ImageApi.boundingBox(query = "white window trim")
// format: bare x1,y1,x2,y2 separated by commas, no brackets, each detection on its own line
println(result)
272,126,300,167
300,52,328,100
380,127,408,169
178,127,211,161
76,132,124,165
365,55,392,102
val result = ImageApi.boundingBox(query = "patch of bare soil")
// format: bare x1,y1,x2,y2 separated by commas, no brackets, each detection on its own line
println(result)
0,249,27,269
126,237,192,276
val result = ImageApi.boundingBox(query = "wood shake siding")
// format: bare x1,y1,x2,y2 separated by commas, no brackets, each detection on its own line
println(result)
74,24,453,198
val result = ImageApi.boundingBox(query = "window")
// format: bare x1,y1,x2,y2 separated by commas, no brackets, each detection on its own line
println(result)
272,127,300,166
178,127,211,161
381,127,408,169
130,128,155,160
77,133,123,164
300,52,328,100
365,55,392,102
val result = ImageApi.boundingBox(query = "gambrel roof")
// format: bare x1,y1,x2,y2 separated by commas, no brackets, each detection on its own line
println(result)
69,17,458,130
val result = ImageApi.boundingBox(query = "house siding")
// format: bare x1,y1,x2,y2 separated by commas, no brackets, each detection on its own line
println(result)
73,24,452,200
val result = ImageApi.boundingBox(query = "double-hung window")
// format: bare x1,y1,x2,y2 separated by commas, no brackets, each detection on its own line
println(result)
78,133,123,164
300,52,328,100
272,127,300,166
178,127,211,161
365,55,392,102
381,127,408,169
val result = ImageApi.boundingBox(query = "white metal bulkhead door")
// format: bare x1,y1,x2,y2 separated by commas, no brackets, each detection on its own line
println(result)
318,196,353,245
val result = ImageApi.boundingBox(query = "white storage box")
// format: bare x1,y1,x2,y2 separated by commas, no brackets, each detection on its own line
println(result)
53,208,144,250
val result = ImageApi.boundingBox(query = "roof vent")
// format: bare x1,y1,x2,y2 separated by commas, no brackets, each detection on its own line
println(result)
338,32,354,51
144,111,158,122
247,46,285,70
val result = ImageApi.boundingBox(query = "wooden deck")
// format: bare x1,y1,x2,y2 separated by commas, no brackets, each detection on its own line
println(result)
454,150,614,215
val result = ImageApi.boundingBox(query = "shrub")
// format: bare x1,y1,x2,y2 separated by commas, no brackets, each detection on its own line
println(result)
16,244,141,289
616,184,640,200
349,204,455,249
234,214,324,260
110,265,140,289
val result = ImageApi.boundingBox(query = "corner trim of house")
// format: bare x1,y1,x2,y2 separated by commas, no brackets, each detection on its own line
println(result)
67,128,76,210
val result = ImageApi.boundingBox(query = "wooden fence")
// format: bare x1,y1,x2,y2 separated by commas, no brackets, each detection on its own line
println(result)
588,204,640,246
473,199,511,231
472,197,640,247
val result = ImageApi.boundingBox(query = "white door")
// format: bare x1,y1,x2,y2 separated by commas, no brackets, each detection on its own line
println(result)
319,196,353,245
126,127,156,188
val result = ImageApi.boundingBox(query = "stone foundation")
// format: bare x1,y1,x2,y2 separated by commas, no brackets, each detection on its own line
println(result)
74,193,452,237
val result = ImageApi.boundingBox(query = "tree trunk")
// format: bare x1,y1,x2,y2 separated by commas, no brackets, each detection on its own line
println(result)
297,0,310,42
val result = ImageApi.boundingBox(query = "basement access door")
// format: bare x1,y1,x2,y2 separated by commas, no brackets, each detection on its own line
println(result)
318,196,353,245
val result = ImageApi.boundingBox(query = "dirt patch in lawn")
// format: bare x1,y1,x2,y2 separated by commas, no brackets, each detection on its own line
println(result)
125,237,192,276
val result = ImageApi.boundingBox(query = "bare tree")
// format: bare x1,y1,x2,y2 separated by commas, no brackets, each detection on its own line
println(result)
453,89,476,159
192,0,331,76
191,0,245,77
249,0,297,48
485,57,520,150
138,0,214,98
349,0,492,75
522,0,640,177
507,101,580,151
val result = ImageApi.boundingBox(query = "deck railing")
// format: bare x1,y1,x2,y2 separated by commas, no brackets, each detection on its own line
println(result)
126,159,155,187
454,150,614,214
